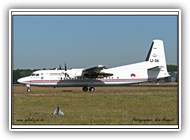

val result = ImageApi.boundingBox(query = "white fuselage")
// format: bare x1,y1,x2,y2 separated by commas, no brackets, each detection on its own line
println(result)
17,61,167,87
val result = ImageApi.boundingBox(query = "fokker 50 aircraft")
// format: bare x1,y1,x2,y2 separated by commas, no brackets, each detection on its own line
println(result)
17,39,170,92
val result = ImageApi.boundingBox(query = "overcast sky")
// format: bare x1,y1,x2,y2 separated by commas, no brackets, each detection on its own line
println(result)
13,15,178,69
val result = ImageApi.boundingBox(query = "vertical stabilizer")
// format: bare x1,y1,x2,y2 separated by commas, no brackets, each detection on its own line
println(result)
146,40,170,79
146,40,166,66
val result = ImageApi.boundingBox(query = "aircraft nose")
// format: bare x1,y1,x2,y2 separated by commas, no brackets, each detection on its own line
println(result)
17,78,25,84
17,78,22,83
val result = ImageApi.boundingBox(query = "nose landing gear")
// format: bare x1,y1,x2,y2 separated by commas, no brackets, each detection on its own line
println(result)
27,87,31,92
26,84,31,92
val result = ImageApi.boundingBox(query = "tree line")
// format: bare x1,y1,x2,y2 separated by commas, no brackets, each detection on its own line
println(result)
167,64,178,72
12,65,178,84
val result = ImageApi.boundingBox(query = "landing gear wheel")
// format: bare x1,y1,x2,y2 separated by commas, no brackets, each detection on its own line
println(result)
27,88,31,92
89,87,95,92
82,86,88,92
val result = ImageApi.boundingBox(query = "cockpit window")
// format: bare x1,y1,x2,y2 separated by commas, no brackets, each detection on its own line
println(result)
31,73,39,76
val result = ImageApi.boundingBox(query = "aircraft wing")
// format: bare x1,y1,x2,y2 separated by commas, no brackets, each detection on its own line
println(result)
82,65,113,78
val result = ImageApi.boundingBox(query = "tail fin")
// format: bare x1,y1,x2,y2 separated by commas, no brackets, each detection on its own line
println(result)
146,39,170,79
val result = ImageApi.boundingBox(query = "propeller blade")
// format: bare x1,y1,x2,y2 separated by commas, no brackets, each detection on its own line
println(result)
59,64,62,70
65,63,67,71
64,63,67,77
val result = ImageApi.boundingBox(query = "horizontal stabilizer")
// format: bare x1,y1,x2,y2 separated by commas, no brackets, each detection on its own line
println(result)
148,66,160,71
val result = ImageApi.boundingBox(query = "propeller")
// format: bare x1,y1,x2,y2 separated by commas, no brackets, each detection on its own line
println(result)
64,63,67,72
56,64,69,77
59,64,62,70
64,63,69,77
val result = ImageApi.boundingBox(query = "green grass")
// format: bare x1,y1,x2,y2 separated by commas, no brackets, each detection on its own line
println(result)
12,84,178,125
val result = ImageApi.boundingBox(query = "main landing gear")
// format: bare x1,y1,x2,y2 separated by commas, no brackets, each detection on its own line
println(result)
82,86,95,92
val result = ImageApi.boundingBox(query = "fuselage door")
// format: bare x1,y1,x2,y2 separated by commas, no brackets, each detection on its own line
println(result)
41,72,49,86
